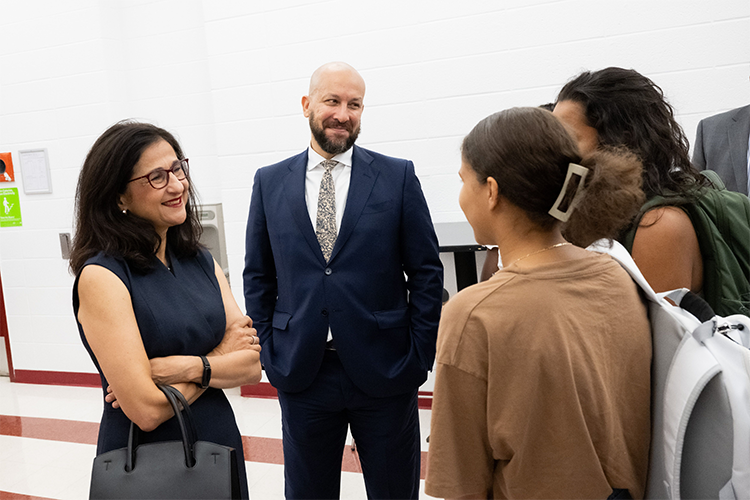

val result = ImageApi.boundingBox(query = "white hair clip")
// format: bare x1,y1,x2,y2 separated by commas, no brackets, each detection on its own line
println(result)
548,162,589,222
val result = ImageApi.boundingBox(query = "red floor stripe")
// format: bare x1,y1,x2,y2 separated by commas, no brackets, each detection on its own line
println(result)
242,435,284,465
1,415,428,479
0,492,55,500
0,415,98,445
241,434,426,477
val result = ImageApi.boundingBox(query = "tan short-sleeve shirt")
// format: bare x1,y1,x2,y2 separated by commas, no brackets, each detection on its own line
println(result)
426,252,651,499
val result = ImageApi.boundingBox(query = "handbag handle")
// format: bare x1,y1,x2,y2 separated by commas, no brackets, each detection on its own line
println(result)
125,385,198,472
163,385,199,447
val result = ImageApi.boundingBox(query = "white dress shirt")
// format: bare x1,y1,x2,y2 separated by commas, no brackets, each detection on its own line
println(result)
305,146,353,233
305,146,353,343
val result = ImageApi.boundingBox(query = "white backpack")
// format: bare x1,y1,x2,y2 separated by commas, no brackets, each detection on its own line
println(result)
590,240,750,500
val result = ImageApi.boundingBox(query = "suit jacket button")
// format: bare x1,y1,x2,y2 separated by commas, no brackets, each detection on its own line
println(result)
321,309,328,316
324,268,332,275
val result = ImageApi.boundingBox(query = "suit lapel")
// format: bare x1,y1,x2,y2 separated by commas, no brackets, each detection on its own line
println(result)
283,151,326,263
728,105,750,192
329,146,379,262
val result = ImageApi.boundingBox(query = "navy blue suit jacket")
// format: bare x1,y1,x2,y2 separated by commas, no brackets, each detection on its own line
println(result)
243,145,443,398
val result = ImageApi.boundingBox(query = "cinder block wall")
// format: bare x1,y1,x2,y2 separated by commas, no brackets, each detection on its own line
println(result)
0,0,748,377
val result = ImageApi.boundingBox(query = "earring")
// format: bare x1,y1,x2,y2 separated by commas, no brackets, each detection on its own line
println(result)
122,209,127,214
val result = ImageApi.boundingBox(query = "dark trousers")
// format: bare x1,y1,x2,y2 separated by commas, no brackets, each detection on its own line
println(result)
277,349,421,499
607,489,631,499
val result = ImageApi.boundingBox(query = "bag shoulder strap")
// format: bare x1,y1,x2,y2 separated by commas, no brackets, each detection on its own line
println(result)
683,177,750,316
622,171,722,254
620,195,671,253
700,169,726,190
588,240,659,302
662,322,721,499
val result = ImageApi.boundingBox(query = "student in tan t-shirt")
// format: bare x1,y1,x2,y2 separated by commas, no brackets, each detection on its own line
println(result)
425,107,651,499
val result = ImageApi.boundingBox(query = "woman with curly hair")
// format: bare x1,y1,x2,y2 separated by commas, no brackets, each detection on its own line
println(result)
554,67,706,297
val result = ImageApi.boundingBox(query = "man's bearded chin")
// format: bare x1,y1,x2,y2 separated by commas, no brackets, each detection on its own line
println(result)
310,116,360,155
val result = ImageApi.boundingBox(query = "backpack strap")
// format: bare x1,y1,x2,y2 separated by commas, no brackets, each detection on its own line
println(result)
621,170,722,254
588,239,659,302
700,170,727,190
662,323,722,499
685,174,750,316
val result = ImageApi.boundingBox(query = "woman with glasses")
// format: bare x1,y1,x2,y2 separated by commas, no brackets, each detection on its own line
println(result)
425,108,651,499
71,121,261,499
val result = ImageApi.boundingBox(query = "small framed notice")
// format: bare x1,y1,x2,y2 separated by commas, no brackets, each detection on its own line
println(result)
19,148,52,194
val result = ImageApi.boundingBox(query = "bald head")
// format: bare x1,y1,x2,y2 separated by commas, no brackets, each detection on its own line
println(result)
308,62,366,97
302,62,366,159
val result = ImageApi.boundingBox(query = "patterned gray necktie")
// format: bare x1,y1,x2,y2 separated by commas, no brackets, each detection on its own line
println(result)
315,160,338,262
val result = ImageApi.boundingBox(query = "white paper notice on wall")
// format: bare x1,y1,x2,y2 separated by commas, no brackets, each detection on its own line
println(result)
19,148,52,194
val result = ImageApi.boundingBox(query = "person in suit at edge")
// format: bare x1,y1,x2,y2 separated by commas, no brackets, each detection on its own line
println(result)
243,61,444,499
693,76,750,196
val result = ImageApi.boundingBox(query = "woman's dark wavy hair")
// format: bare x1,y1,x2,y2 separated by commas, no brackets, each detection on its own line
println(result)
70,120,202,275
462,107,645,247
556,67,706,199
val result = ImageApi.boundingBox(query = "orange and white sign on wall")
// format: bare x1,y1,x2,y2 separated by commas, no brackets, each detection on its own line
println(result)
0,152,14,182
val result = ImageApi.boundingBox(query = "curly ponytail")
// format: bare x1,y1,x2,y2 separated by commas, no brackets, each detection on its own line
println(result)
563,147,645,247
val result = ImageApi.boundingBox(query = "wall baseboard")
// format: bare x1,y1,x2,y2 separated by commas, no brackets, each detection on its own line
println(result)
10,371,434,409
240,381,279,399
12,369,100,387
418,391,434,410
241,381,433,409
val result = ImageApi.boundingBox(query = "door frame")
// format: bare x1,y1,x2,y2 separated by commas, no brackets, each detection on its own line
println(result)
0,269,15,380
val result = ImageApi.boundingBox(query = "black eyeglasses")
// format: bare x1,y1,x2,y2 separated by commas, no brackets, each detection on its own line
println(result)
128,159,189,189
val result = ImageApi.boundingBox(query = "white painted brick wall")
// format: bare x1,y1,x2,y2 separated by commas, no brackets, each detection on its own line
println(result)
0,0,748,374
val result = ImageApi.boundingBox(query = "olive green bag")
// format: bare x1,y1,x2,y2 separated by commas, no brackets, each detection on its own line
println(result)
621,170,750,317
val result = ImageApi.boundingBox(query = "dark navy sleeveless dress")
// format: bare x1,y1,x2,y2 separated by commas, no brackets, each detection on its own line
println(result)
73,247,249,499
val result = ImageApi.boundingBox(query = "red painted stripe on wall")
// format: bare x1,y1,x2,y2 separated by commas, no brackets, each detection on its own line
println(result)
7,371,435,409
7,372,435,409
11,370,100,388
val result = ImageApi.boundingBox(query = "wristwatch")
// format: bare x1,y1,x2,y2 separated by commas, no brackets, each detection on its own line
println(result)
199,355,211,389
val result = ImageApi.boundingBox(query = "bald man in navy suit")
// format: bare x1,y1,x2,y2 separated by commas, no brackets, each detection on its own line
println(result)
243,62,443,499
